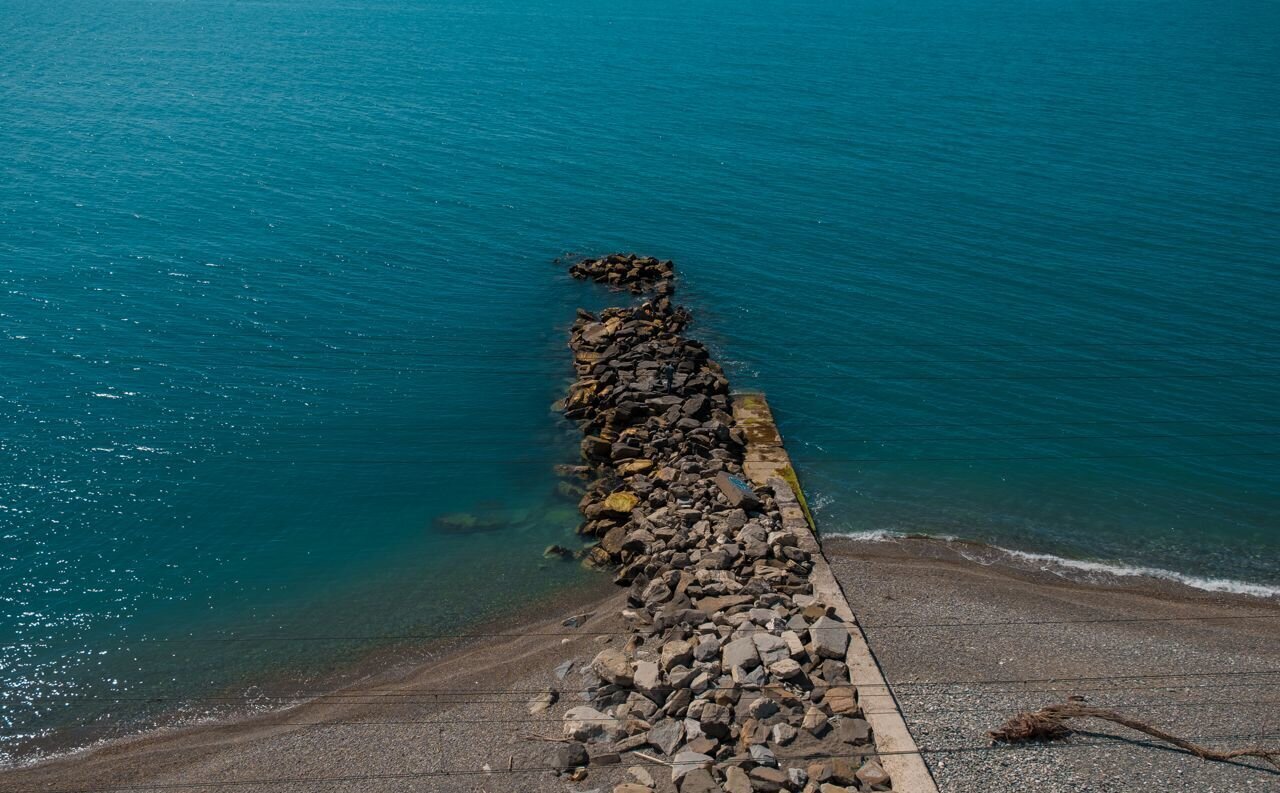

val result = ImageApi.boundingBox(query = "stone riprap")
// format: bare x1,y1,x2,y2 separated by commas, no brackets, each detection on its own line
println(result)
552,255,894,793
568,253,676,295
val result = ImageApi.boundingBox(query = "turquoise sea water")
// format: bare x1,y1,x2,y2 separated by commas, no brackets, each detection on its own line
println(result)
3,0,1278,761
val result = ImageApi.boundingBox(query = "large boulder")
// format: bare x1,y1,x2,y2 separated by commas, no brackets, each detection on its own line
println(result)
647,718,684,755
753,633,790,666
563,706,619,742
660,640,694,670
824,686,858,716
592,648,634,685
618,459,655,476
633,660,664,695
677,768,720,793
856,760,891,787
722,636,760,671
603,491,641,515
554,741,589,769
582,435,612,460
713,472,761,510
724,766,752,793
809,615,850,659
669,751,713,783
748,766,788,792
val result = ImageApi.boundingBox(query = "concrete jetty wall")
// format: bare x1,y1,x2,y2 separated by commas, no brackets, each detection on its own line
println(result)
733,392,939,793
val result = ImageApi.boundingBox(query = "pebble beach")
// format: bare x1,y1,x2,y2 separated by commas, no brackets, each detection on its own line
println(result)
8,535,1278,792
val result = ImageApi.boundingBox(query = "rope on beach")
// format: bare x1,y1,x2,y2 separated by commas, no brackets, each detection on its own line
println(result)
989,702,1280,770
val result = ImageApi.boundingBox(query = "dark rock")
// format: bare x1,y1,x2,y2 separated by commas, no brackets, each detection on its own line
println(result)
834,717,871,745
582,435,613,460
554,741,590,769
698,703,733,739
433,512,504,534
677,768,720,793
647,719,684,755
544,544,575,560
685,735,719,755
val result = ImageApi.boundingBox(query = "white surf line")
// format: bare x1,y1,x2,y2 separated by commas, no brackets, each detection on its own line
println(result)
831,530,1280,600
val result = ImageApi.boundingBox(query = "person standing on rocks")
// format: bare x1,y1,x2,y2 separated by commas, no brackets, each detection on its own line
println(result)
662,361,676,393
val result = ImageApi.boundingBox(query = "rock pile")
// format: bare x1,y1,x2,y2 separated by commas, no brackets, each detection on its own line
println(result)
569,253,676,294
553,256,893,792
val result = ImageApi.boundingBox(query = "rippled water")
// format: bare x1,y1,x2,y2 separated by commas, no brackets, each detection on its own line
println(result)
3,0,1278,763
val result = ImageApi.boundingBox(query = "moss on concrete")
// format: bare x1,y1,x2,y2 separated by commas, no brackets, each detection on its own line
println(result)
777,464,816,532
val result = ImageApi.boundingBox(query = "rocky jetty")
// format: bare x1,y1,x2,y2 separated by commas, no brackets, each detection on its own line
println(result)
554,256,893,792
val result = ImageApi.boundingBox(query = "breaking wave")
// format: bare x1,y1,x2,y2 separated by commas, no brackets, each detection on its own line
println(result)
830,530,1280,600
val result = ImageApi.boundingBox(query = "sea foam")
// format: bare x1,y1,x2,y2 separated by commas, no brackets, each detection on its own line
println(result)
831,530,1280,600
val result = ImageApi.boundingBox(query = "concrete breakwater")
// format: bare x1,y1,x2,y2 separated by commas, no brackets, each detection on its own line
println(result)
552,254,932,793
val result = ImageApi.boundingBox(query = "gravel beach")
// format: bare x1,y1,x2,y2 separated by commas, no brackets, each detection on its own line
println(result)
0,579,649,793
824,535,1280,793
8,535,1278,793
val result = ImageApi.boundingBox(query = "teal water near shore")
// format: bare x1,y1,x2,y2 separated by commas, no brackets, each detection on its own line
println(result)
3,0,1278,762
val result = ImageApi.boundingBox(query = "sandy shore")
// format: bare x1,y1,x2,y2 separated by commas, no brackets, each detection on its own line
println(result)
7,535,1278,793
0,576,658,793
824,535,1280,793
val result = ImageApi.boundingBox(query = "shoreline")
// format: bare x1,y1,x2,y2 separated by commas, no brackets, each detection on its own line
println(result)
10,531,1276,790
14,527,1267,775
0,576,627,789
824,534,1280,792
1,573,619,773
826,529,1280,601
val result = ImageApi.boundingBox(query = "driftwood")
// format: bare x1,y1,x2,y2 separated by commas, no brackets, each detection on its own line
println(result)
989,703,1279,770
631,751,674,767
519,732,572,743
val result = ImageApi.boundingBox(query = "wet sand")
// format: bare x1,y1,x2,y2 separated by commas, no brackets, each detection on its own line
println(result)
825,535,1280,793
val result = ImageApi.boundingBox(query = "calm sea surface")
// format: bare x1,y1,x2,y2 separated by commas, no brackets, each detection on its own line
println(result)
2,0,1278,761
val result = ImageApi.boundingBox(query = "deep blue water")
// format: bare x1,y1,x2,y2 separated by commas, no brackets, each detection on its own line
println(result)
2,0,1278,761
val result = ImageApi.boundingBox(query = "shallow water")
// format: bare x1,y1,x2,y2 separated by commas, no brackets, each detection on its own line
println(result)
2,0,1278,761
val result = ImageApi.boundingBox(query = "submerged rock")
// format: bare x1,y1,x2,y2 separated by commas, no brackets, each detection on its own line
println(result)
543,544,575,560
432,511,505,534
